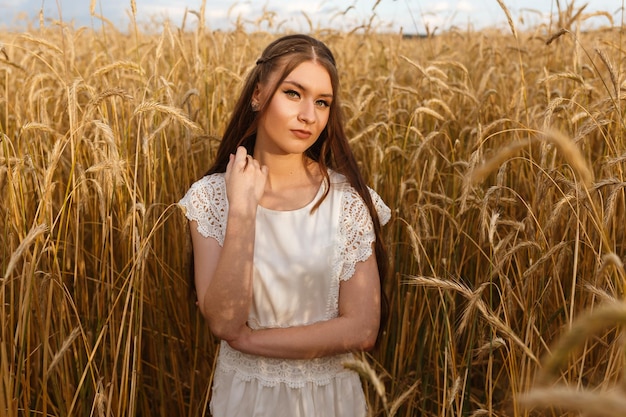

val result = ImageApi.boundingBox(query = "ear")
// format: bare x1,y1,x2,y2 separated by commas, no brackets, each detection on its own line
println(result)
251,84,261,108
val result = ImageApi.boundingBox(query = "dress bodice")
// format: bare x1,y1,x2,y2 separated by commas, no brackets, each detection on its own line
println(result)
178,170,391,416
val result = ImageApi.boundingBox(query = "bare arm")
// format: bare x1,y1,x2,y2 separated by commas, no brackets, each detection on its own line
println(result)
191,147,267,341
228,250,381,359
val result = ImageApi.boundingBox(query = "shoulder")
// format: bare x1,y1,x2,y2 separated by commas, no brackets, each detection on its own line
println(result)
185,173,225,196
328,170,391,226
178,173,226,213
178,173,228,241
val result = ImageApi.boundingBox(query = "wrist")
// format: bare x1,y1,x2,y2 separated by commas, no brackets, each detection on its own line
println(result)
227,325,254,353
227,204,258,221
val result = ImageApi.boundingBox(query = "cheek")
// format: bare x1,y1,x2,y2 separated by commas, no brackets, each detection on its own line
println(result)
320,112,330,128
266,96,291,118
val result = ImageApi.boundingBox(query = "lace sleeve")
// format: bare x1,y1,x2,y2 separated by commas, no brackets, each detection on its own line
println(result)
370,187,391,226
178,174,228,246
337,185,391,281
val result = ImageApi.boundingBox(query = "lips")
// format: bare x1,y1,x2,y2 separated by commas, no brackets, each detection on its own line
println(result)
291,129,312,139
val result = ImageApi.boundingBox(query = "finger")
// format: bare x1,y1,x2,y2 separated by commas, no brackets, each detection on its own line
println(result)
232,146,248,169
235,146,248,160
225,153,235,177
246,155,258,168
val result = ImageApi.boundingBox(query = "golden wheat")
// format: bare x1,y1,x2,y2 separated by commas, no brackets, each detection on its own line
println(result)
2,2,625,416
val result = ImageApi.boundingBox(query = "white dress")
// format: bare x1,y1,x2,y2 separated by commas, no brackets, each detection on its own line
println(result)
179,170,391,417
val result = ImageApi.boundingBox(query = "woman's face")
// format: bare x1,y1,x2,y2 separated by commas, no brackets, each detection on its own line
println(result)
253,60,333,157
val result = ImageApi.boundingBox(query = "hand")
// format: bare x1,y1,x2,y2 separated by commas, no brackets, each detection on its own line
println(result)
224,146,268,216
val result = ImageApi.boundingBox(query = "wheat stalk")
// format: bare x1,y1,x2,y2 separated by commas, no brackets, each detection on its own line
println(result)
521,386,626,417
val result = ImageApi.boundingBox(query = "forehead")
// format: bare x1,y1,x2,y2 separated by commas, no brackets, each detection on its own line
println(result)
266,60,333,94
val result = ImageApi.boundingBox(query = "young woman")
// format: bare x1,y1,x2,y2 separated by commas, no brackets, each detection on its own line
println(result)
179,34,391,417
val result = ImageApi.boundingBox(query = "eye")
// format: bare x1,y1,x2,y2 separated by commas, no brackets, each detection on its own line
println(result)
283,89,300,99
315,99,331,108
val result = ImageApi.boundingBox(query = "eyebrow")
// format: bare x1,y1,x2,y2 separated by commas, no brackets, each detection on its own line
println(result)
283,80,334,99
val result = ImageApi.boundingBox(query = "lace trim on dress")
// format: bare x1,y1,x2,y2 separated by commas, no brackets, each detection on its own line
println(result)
178,174,228,246
325,183,391,317
371,187,392,226
216,342,356,388
336,185,391,282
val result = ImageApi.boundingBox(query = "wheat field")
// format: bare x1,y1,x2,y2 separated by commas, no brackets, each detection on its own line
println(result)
1,1,625,416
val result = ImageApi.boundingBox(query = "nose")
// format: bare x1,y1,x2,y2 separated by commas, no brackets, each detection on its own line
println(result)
297,100,315,124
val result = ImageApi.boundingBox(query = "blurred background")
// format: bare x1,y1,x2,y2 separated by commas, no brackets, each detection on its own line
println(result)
1,0,622,33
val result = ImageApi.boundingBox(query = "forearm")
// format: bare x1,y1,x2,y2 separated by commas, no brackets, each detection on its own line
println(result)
228,253,382,359
229,315,379,360
192,146,269,341
200,212,256,339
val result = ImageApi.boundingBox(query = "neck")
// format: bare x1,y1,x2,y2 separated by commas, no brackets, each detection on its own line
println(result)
255,151,319,191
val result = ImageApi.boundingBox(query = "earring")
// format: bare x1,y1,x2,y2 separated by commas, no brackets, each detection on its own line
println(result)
251,102,259,112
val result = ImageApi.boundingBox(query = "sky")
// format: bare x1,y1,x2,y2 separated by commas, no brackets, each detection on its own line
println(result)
0,0,622,33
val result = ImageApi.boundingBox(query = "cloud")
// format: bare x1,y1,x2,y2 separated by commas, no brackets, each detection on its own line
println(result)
457,1,473,13
283,2,322,15
4,0,617,33
429,1,450,14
